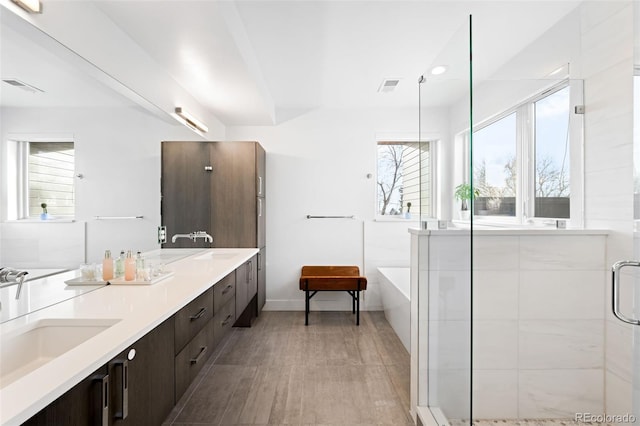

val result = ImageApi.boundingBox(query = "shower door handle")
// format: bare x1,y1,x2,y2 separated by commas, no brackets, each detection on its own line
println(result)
612,260,640,325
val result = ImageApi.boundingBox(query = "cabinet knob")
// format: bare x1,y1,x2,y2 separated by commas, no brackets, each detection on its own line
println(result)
204,166,213,172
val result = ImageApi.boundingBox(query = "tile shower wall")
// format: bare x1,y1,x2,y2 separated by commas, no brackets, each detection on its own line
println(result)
413,231,608,420
472,233,607,419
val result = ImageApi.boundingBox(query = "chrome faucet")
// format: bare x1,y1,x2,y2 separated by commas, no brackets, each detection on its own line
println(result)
171,231,213,243
0,267,28,299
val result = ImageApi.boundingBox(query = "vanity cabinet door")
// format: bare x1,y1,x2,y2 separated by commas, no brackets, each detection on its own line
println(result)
257,247,266,314
109,317,174,426
234,256,258,326
22,365,109,426
174,318,214,401
213,272,236,315
234,262,248,321
256,142,266,197
174,287,214,353
209,142,257,248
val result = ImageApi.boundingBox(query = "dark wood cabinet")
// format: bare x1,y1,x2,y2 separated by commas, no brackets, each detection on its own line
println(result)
22,365,109,426
256,143,266,198
161,141,265,250
109,317,175,426
23,318,175,426
175,319,214,401
174,287,214,354
257,247,266,313
234,255,258,327
209,142,257,248
161,142,212,249
161,141,267,319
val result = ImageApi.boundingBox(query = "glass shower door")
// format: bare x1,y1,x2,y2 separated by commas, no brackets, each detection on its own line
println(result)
471,1,636,424
416,18,472,426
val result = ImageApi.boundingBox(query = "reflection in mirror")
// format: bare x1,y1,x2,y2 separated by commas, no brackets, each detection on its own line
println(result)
0,8,137,322
0,6,198,323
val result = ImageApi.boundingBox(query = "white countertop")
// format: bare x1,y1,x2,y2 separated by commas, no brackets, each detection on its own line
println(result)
0,247,258,425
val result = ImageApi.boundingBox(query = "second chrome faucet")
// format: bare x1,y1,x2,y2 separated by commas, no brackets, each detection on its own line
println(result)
171,231,213,243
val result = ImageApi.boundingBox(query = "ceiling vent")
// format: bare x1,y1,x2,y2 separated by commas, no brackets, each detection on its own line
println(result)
2,78,44,93
378,78,400,93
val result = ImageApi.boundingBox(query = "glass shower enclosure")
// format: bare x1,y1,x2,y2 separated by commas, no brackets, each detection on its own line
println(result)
415,2,638,425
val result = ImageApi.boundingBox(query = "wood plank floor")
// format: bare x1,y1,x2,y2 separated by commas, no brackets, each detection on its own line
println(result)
163,311,413,426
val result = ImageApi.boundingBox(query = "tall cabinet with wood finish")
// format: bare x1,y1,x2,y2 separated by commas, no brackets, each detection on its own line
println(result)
161,141,266,324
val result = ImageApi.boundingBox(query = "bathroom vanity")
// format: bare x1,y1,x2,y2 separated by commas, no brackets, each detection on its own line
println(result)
0,248,258,425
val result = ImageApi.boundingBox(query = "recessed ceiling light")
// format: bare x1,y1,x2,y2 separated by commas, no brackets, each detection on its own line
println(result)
430,66,448,76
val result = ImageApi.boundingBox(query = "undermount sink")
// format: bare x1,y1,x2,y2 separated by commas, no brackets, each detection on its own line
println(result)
0,318,120,388
194,251,238,261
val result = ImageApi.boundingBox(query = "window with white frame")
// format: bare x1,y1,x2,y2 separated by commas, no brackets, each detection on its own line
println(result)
12,141,76,219
376,141,432,218
471,82,578,223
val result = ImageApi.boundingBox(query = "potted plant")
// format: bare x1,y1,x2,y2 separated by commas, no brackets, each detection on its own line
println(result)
404,202,412,219
40,202,49,220
454,183,479,220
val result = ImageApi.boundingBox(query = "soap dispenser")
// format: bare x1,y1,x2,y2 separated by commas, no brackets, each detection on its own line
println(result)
124,250,136,281
135,251,145,280
115,250,125,278
102,250,114,281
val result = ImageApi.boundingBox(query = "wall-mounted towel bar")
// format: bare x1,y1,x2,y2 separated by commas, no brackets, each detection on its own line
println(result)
94,216,144,220
306,215,355,219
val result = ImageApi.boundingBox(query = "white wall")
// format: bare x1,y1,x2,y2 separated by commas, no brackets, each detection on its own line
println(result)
227,107,448,311
0,106,219,267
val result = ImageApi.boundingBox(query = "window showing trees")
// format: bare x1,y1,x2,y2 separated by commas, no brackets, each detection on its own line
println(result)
474,112,517,216
377,141,431,218
471,83,573,222
534,86,570,218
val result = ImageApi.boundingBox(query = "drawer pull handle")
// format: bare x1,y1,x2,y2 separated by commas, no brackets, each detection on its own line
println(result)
190,346,208,365
221,314,233,326
190,307,207,321
93,373,109,426
221,284,233,295
113,360,129,420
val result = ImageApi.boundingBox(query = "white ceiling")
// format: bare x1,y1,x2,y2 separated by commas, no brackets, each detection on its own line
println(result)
1,0,583,125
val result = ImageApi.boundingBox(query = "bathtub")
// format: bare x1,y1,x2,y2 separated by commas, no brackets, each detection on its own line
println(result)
377,267,410,352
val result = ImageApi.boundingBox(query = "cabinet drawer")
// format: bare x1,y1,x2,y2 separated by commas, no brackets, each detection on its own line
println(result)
175,319,214,402
213,272,235,315
214,298,236,348
175,287,213,354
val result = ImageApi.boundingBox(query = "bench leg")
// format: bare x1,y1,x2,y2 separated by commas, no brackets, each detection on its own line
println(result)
356,282,361,326
352,291,356,314
305,282,309,326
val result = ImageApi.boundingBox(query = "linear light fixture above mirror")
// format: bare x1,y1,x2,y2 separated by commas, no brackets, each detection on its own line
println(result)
11,0,42,13
174,107,208,133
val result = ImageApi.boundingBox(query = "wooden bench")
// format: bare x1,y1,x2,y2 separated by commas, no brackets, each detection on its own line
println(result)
299,265,368,325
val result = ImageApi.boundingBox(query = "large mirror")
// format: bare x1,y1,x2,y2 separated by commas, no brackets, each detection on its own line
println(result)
0,5,201,321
